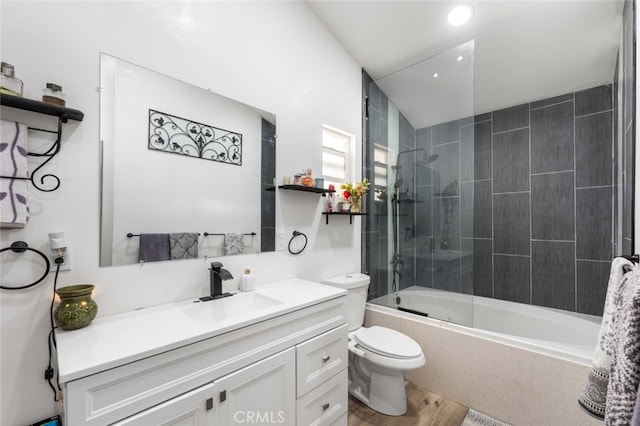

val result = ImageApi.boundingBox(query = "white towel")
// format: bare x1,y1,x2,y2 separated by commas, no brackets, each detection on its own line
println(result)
0,120,29,228
579,257,635,418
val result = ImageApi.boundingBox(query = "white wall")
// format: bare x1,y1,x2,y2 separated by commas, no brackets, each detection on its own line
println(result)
0,2,362,425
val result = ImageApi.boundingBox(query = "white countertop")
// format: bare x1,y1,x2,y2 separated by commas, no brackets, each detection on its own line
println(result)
56,278,345,382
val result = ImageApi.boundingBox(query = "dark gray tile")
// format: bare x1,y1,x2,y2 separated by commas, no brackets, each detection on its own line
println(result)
433,120,460,145
432,142,460,195
475,112,492,123
433,250,461,292
460,243,474,294
575,84,612,116
493,128,530,193
531,172,575,240
400,250,416,289
576,187,613,261
416,127,431,151
473,180,492,239
474,120,492,181
494,193,530,255
530,101,574,174
532,241,576,311
575,111,613,187
415,185,433,237
399,113,415,150
260,184,275,228
368,81,388,117
461,182,474,238
576,260,611,315
434,196,460,251
460,124,474,182
261,227,275,252
461,180,491,239
530,93,573,110
462,238,493,297
260,118,276,185
493,103,529,133
494,255,531,304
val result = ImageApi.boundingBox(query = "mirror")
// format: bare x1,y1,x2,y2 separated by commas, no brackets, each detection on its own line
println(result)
99,54,276,267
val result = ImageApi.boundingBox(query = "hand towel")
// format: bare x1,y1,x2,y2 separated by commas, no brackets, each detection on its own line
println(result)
605,266,640,425
578,257,635,418
224,233,244,256
169,232,199,260
138,233,170,262
0,120,29,228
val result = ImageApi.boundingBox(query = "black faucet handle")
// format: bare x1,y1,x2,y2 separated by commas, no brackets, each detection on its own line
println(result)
210,261,223,270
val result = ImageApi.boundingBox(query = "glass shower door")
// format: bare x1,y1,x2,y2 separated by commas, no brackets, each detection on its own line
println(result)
364,41,475,327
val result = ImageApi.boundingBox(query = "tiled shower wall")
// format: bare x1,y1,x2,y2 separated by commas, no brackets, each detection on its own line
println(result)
364,81,625,316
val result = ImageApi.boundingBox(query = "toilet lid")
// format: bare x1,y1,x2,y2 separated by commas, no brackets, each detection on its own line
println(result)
353,326,423,359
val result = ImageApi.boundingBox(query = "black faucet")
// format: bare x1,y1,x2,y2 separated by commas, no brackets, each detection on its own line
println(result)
199,262,234,301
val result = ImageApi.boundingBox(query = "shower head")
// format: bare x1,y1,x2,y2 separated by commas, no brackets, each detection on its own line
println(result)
395,149,438,169
417,153,439,167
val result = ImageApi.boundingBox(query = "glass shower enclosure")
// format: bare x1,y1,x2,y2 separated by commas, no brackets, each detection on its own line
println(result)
363,42,476,326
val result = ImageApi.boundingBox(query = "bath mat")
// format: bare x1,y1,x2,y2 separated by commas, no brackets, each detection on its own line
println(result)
461,409,511,426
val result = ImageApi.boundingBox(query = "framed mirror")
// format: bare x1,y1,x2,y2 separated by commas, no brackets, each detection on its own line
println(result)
99,53,276,267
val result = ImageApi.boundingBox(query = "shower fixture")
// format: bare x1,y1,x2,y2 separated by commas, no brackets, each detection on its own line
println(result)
390,149,439,304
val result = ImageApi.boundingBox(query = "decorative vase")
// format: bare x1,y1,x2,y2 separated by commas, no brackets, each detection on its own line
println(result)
54,284,98,331
350,196,362,213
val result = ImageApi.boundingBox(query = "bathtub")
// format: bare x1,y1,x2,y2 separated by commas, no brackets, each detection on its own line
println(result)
366,286,603,425
370,285,601,365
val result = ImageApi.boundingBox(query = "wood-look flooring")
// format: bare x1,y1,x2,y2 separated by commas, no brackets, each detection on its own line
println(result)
348,381,469,426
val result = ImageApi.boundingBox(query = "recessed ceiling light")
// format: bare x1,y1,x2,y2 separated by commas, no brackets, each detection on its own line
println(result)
433,73,439,78
457,55,463,61
448,4,473,26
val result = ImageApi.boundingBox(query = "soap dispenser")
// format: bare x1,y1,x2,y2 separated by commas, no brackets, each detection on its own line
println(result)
239,267,255,292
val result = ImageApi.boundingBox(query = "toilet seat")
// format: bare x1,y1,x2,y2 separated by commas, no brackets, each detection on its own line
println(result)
352,326,422,359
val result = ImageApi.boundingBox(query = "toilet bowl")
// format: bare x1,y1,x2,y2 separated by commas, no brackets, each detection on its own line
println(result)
321,273,425,416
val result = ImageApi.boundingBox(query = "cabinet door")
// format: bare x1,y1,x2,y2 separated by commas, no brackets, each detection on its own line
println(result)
113,382,216,426
214,348,296,426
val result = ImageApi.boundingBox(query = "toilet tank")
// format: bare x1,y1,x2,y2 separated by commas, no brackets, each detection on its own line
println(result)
321,273,370,332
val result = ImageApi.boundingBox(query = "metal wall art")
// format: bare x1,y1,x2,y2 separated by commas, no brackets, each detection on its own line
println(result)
148,109,242,165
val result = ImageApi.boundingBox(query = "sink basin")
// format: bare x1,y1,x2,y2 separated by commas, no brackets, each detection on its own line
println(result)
183,292,283,323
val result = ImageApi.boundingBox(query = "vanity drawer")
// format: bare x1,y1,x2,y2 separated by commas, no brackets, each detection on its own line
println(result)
296,368,347,426
296,324,348,397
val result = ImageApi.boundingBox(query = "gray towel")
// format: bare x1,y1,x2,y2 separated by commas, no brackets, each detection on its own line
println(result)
224,233,244,255
605,266,640,425
138,233,170,262
579,257,634,418
170,233,199,259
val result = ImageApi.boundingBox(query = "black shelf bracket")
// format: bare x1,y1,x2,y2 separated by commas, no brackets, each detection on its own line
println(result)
322,212,367,225
0,94,84,192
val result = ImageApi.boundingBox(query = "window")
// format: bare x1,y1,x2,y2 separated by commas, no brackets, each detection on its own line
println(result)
373,144,390,202
322,125,353,190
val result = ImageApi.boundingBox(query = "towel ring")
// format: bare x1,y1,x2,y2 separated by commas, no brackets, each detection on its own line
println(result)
0,241,51,290
288,231,308,255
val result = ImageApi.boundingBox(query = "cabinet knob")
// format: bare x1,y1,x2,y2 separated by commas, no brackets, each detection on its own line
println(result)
322,355,331,362
322,402,330,411
206,398,213,411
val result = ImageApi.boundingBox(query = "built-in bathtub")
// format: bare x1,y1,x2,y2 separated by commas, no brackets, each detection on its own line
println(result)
367,286,603,425
371,286,601,364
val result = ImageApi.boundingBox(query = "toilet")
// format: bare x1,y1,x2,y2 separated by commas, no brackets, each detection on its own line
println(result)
321,273,425,416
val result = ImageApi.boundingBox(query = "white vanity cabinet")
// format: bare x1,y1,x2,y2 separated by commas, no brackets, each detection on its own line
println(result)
57,280,348,426
114,349,296,426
